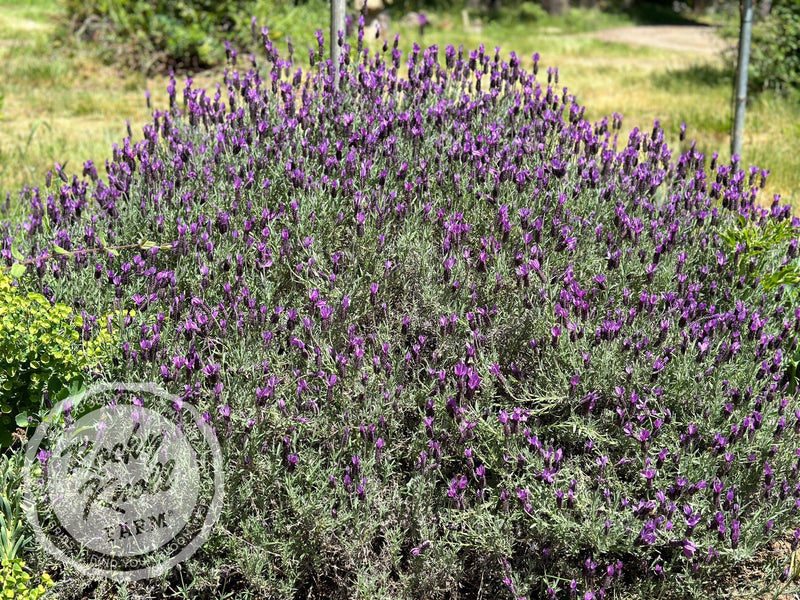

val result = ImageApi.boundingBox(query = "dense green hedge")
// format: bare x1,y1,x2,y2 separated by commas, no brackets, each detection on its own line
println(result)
0,272,119,445
749,0,800,93
64,0,252,71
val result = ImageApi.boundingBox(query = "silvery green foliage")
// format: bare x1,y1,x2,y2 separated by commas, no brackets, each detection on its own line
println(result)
3,19,799,599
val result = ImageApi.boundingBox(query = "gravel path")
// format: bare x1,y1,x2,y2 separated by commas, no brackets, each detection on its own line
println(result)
591,24,732,55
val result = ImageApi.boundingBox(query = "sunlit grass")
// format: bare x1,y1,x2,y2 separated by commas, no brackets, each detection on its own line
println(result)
0,1,221,203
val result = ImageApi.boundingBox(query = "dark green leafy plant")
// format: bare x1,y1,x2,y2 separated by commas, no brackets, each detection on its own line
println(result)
748,0,800,93
787,347,800,395
64,0,253,72
720,215,800,292
517,2,550,22
0,272,117,445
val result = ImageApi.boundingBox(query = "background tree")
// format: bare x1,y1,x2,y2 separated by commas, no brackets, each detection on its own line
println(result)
747,0,800,92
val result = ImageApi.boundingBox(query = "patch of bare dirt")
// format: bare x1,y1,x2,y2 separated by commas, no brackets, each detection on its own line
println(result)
591,24,733,55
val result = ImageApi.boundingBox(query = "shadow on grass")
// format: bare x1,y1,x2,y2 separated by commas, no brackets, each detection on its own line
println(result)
652,62,734,91
615,1,708,26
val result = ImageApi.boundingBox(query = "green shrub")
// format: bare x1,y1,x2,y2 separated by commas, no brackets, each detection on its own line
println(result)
64,0,254,72
249,0,330,49
0,558,54,600
719,215,800,292
0,272,117,445
748,0,800,93
518,2,549,21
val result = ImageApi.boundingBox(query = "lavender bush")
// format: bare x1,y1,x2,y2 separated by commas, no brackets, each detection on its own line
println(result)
2,15,800,600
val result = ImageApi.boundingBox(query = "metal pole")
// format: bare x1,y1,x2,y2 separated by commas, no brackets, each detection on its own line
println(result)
731,0,754,158
331,0,346,87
